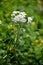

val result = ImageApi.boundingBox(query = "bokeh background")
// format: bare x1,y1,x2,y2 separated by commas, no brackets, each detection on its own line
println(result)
0,0,43,65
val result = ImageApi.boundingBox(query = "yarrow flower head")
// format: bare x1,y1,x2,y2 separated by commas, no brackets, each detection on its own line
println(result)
11,11,34,23
11,11,26,22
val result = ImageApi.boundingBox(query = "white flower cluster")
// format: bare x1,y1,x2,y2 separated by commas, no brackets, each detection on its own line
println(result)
11,11,33,23
11,11,26,22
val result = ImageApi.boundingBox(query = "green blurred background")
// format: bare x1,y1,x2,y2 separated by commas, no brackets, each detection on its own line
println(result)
0,0,43,65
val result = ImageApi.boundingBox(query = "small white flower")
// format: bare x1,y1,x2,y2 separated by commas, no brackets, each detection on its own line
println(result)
11,13,15,17
13,11,20,14
20,18,26,22
0,20,2,24
19,12,26,17
28,16,33,23
11,11,20,17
